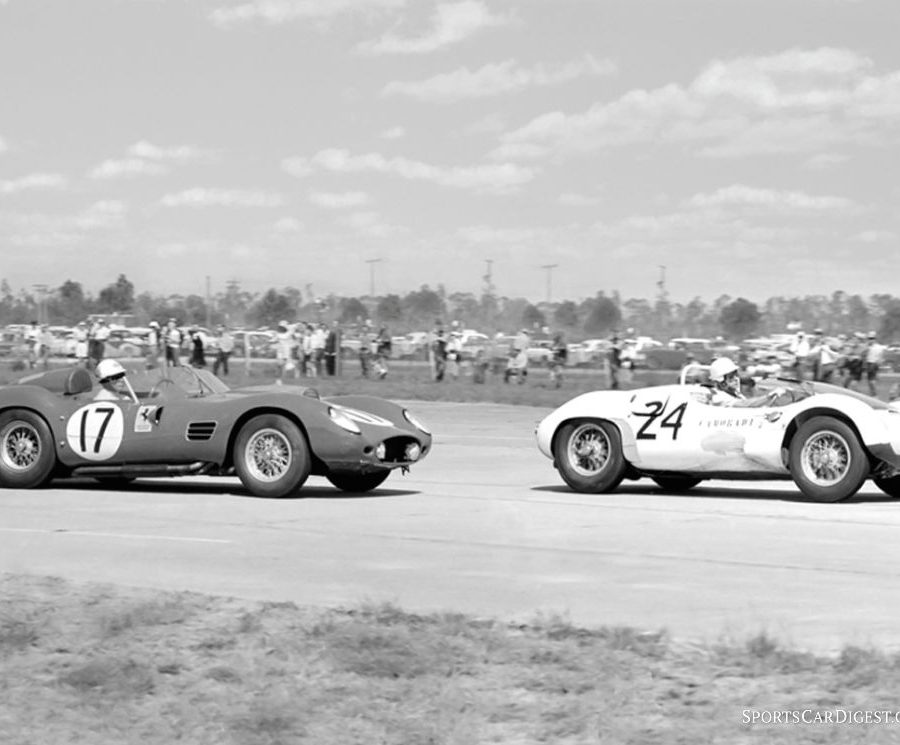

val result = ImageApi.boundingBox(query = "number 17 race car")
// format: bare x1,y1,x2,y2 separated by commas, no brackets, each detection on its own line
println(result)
536,367,900,502
0,364,432,498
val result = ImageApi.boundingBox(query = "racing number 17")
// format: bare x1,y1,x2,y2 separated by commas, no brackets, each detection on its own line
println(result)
79,406,115,454
633,399,687,440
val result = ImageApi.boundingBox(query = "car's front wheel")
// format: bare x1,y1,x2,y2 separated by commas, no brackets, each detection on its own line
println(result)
789,417,868,502
874,475,900,499
0,410,56,488
233,414,310,498
326,470,390,494
553,419,626,493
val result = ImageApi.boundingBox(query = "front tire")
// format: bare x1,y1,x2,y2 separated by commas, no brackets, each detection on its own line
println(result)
874,476,900,499
553,420,627,493
233,414,310,498
0,410,56,488
789,417,868,502
326,470,390,493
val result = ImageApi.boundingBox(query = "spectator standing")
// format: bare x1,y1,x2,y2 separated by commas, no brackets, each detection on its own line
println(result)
504,329,529,384
789,331,810,379
810,330,839,383
839,334,865,389
301,324,316,377
25,320,41,368
213,324,234,376
275,321,297,382
373,326,391,380
446,323,463,380
92,320,110,366
164,319,182,368
608,335,623,390
325,320,341,376
432,326,448,381
189,328,206,367
145,321,161,370
865,331,886,397
311,323,327,377
73,321,89,366
549,332,567,388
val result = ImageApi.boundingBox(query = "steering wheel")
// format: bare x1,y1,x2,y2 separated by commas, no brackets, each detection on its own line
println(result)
148,378,176,398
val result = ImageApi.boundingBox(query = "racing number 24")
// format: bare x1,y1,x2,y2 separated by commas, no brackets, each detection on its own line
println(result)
633,399,687,440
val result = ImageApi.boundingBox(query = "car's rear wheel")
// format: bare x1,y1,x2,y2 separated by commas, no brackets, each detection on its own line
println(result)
789,417,868,502
233,414,310,498
326,470,390,493
874,475,900,499
651,476,702,491
553,419,626,493
0,410,56,488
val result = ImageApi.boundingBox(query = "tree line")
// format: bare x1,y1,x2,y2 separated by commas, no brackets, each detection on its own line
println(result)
3,275,900,343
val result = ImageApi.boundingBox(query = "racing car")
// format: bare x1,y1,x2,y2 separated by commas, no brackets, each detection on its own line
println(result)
0,363,431,498
535,366,900,502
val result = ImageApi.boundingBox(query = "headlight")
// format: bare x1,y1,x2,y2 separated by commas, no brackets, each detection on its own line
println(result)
375,442,387,460
329,407,361,434
404,443,421,461
403,409,430,435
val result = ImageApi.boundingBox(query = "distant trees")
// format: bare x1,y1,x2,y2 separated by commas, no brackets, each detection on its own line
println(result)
583,294,621,336
719,298,761,340
97,274,134,313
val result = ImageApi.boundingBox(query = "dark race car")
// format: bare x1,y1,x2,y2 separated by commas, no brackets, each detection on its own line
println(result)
0,365,432,498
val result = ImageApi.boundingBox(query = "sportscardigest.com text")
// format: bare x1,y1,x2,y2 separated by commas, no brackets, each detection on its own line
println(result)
743,709,900,725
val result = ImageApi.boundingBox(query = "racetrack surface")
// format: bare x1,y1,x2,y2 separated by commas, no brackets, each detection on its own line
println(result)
2,400,899,653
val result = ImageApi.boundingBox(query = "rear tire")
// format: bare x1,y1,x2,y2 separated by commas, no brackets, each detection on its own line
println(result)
789,417,868,502
553,420,627,493
0,410,56,488
233,414,310,498
326,470,390,493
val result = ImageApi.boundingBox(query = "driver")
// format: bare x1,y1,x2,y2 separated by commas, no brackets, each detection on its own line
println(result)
94,359,138,403
706,357,785,407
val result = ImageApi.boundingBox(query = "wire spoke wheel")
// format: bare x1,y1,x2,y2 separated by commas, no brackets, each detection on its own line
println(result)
2,422,41,472
553,419,627,494
801,431,851,486
244,428,292,482
566,423,611,477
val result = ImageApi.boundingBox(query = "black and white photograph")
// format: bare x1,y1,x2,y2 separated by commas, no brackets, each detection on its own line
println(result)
2,0,900,742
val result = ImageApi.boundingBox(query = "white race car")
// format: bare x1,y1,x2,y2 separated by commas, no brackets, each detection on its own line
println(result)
535,368,900,502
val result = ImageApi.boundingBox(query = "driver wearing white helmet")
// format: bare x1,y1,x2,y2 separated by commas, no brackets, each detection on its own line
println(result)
94,359,138,403
706,357,784,407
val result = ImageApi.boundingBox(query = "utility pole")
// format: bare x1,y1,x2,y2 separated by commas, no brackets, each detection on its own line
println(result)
540,264,558,304
32,284,48,324
365,258,381,298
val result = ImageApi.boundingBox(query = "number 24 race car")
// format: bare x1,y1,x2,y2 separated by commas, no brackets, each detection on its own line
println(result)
0,365,432,498
536,368,900,502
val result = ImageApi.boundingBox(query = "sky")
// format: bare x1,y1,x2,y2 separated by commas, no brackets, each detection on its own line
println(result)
1,0,898,305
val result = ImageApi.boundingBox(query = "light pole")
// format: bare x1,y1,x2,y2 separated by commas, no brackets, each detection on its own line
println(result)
32,284,48,324
365,258,382,297
540,264,558,304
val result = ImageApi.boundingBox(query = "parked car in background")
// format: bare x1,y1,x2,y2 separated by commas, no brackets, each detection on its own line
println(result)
644,337,715,370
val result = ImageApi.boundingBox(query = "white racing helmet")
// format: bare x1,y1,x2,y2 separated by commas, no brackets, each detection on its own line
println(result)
709,357,739,383
96,359,127,383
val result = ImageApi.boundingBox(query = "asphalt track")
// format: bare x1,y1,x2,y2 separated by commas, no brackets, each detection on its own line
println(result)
2,399,899,653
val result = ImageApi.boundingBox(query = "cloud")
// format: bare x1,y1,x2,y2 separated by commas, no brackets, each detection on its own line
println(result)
558,192,602,206
89,140,208,180
309,148,535,193
89,158,167,180
341,210,407,237
75,200,127,230
127,140,209,162
281,156,312,178
380,125,406,139
457,225,538,244
853,229,896,242
209,0,404,27
0,173,68,194
496,47,900,161
687,184,858,213
359,0,506,55
273,217,304,233
309,190,371,208
160,188,285,207
384,55,615,102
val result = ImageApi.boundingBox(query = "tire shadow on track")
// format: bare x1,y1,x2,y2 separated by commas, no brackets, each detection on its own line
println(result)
530,483,895,505
45,478,420,501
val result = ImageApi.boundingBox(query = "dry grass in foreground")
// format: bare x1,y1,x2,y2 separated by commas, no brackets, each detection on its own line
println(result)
2,575,900,745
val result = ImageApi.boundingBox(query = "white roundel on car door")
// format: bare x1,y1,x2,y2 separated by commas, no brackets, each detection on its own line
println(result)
65,403,125,461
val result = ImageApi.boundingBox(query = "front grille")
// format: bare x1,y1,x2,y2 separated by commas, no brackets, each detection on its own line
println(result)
186,421,217,441
380,436,423,463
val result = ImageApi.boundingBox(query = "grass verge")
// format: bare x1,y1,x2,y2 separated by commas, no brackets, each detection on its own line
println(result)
2,575,900,744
